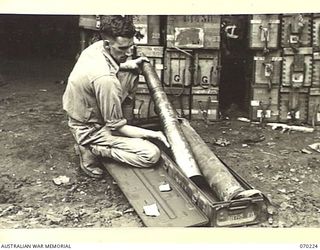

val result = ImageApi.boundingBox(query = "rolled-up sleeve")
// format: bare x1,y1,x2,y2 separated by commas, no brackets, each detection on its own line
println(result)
93,75,127,130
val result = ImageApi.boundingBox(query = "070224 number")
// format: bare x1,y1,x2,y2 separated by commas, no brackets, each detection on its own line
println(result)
300,244,318,248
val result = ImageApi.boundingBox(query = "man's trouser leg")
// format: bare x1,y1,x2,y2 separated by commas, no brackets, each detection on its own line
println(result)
68,118,161,169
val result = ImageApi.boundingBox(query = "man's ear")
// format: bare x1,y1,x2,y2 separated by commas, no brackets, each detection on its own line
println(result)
103,39,110,49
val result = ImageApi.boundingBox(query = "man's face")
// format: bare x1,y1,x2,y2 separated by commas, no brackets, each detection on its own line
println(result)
109,36,134,64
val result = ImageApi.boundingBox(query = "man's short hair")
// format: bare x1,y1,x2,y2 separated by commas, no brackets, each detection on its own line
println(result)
100,15,136,38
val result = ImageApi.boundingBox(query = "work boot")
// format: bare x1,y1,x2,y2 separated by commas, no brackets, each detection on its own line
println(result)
90,145,112,158
74,144,104,179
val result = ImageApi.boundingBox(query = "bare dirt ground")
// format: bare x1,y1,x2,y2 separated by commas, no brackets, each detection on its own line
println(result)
0,58,319,228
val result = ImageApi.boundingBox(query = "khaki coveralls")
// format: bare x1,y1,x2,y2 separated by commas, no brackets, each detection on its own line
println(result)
62,41,160,168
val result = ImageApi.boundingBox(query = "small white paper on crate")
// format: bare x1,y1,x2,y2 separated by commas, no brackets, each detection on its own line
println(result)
143,203,160,217
159,183,172,192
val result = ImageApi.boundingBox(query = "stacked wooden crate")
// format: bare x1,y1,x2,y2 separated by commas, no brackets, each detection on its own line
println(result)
309,14,320,126
248,14,282,122
280,14,313,124
78,15,101,52
165,15,221,122
131,16,164,123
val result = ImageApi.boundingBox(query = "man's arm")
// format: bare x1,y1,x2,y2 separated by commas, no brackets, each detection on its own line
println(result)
118,124,170,148
119,56,149,70
118,56,170,147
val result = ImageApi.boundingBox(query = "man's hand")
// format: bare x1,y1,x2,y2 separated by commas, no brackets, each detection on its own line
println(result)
151,131,170,148
120,56,150,70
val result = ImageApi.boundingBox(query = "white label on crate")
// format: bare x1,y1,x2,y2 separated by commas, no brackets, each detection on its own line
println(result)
314,52,320,56
207,109,217,115
292,73,304,83
139,75,146,82
287,111,300,119
133,109,141,115
174,27,204,48
257,110,271,118
155,64,164,70
290,35,299,44
317,112,320,121
191,109,199,114
250,19,262,24
257,110,263,118
273,110,279,116
269,20,280,24
254,56,265,61
167,35,174,41
251,100,260,107
193,89,218,95
271,57,283,61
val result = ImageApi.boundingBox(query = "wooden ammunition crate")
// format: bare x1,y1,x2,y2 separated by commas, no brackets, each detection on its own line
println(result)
191,86,219,121
252,50,282,86
166,15,221,49
281,14,312,48
279,87,309,123
249,14,280,50
79,15,100,30
193,50,221,87
312,13,320,50
133,15,162,45
133,83,158,120
312,51,320,87
282,47,313,87
308,88,320,126
164,86,191,118
163,49,193,87
136,46,164,84
133,84,191,121
250,86,279,122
